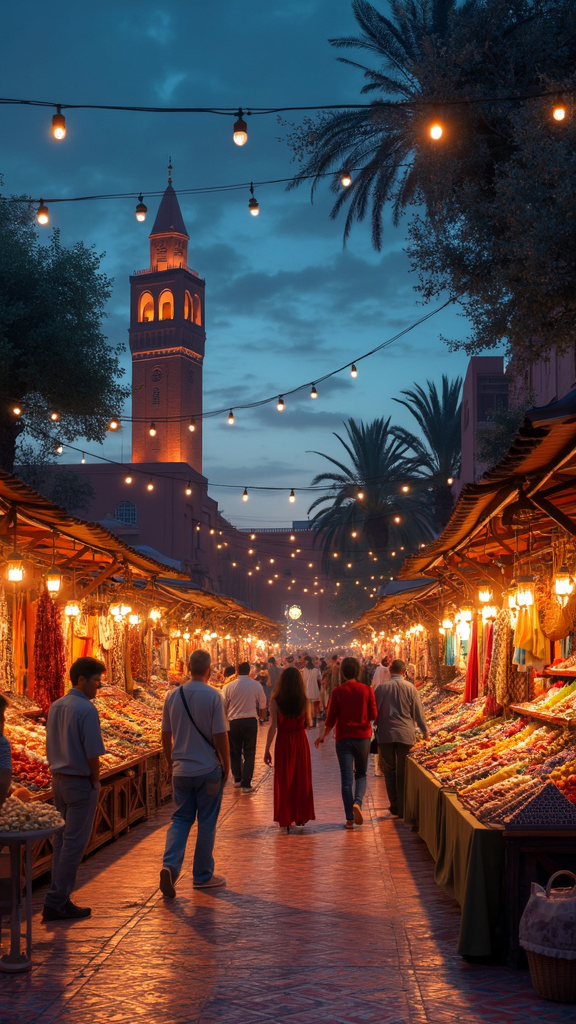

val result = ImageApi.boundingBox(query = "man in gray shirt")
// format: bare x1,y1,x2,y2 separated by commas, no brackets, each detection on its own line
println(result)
374,658,429,818
43,656,106,921
160,649,230,897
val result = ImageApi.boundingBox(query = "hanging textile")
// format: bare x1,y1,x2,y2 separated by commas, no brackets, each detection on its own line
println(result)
463,618,479,703
480,621,494,692
444,632,455,666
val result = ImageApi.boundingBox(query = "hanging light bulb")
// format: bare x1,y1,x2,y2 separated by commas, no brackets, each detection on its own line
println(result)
554,563,574,607
13,406,22,417
185,481,192,496
108,417,120,431
50,410,60,422
356,489,365,501
125,474,132,484
340,170,352,187
350,363,358,378
149,422,157,436
51,105,66,140
277,395,285,411
81,452,86,464
37,200,49,225
310,384,318,399
393,515,401,524
228,409,235,425
147,478,154,491
55,444,63,455
46,570,62,595
135,194,147,222
248,182,259,216
188,418,196,432
429,121,444,140
289,489,296,503
552,101,566,122
242,487,249,502
233,108,248,146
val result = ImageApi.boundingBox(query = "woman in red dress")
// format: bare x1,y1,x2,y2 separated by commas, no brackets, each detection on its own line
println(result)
264,667,315,831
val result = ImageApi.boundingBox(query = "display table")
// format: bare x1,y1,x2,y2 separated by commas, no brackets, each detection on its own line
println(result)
0,825,64,972
404,757,444,860
434,792,505,958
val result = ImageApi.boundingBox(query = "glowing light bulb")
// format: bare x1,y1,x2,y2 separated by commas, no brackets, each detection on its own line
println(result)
188,419,196,432
149,422,157,437
248,182,259,216
147,479,154,491
429,122,443,140
233,109,248,146
341,170,352,187
125,474,132,484
135,195,147,222
228,409,235,425
350,363,358,378
108,417,120,431
185,481,192,496
289,489,296,503
553,103,566,121
37,200,49,225
51,107,66,140
277,395,285,411
310,384,318,399
50,411,60,422
242,488,249,502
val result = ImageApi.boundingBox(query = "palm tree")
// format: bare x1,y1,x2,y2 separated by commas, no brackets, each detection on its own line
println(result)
391,374,462,529
307,417,435,572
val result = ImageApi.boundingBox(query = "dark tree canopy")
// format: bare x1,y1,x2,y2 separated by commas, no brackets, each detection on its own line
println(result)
287,0,576,361
0,193,129,471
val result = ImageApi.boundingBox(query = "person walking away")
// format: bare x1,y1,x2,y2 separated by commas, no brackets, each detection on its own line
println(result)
315,657,376,829
42,657,106,921
263,667,315,831
374,658,429,818
301,655,322,727
329,654,341,693
267,656,281,691
222,661,266,793
257,664,272,723
371,657,391,688
0,694,12,810
160,649,230,896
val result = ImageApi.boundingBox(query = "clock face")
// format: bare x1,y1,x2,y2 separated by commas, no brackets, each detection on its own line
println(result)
288,604,302,621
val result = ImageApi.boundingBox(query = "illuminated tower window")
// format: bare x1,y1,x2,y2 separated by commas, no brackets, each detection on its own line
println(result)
193,293,202,325
159,289,174,320
184,291,193,320
139,291,154,322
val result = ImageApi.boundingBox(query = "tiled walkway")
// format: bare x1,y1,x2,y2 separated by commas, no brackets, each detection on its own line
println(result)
2,729,574,1024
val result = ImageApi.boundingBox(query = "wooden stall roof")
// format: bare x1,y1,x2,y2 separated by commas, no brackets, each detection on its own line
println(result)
399,387,576,584
0,469,189,580
354,578,437,631
153,579,280,638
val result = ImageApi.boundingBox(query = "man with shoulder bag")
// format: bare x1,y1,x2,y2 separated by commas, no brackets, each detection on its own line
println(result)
159,649,230,897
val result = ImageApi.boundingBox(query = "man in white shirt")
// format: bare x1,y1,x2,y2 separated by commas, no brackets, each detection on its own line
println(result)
160,649,230,896
371,657,391,688
222,662,267,794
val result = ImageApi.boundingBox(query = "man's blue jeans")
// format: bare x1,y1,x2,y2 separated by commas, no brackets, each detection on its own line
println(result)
163,766,224,884
335,737,370,822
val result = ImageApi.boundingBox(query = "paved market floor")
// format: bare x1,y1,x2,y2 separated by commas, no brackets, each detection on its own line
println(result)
2,728,574,1024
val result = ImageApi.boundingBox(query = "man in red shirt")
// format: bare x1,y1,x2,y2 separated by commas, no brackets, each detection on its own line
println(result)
315,657,377,829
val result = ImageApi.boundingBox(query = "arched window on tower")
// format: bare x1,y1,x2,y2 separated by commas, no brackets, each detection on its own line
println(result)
159,289,174,321
184,291,193,321
138,291,154,322
115,501,137,526
193,293,202,325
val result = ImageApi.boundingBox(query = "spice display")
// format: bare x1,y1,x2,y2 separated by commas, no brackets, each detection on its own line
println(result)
0,795,64,832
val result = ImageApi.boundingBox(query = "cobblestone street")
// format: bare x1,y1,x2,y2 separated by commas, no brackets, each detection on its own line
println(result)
2,729,574,1024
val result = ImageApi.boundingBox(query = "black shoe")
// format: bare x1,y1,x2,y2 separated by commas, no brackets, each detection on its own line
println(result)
42,899,91,921
159,867,176,899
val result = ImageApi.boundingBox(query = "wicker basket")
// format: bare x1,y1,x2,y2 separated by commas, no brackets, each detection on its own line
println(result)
526,950,576,1004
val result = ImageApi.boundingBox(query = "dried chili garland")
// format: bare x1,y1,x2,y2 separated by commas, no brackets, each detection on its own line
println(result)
34,591,66,716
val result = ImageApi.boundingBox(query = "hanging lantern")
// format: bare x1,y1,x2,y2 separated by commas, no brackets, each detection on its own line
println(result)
441,616,453,630
459,605,473,623
515,575,535,608
7,552,24,583
478,587,493,604
64,601,80,617
120,603,132,617
128,613,140,626
481,604,498,623
46,570,62,595
149,607,162,621
554,563,574,608
456,620,471,641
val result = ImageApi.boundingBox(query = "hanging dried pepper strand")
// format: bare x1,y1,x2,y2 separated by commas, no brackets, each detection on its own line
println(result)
34,591,66,716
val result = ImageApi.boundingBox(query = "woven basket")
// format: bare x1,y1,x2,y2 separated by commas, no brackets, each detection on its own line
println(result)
541,594,576,642
526,950,576,1003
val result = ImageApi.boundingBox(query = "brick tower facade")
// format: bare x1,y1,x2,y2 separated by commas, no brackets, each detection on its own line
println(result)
129,170,205,472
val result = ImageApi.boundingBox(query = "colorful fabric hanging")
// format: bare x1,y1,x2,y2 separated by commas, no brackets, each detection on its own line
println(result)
463,618,479,703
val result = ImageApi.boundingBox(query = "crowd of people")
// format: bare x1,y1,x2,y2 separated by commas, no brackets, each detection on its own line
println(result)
0,648,429,916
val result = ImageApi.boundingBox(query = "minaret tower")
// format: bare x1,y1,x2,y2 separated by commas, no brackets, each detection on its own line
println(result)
129,166,205,472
